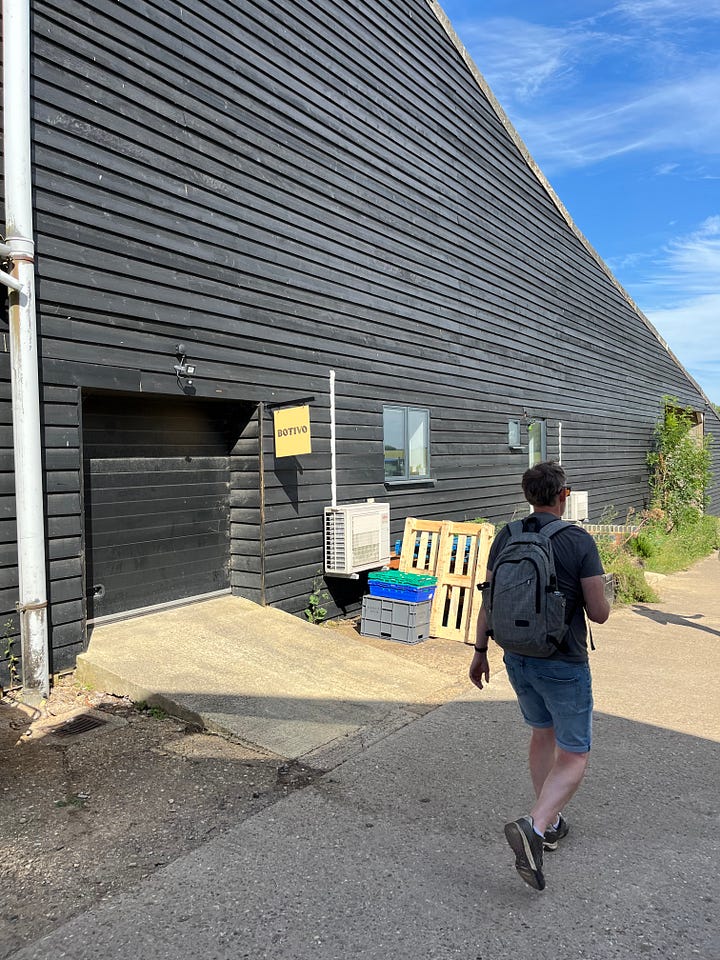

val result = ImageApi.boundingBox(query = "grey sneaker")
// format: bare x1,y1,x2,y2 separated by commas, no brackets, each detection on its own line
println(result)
543,814,569,851
504,816,545,890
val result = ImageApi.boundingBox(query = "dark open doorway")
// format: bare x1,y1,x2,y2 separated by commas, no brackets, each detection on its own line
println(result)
82,392,257,621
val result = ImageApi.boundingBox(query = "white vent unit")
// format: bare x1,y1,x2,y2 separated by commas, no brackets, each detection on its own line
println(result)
565,491,589,523
324,502,391,576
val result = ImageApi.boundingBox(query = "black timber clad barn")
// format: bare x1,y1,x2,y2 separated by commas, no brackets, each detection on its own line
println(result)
1,0,719,679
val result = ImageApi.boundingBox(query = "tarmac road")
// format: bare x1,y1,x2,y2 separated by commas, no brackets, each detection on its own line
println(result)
8,554,720,960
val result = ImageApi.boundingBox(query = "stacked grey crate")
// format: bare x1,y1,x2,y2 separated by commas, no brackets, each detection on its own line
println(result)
360,572,437,644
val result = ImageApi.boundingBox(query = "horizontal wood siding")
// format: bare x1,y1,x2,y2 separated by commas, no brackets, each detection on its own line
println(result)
230,408,263,604
0,0,715,659
0,353,85,679
705,411,720,512
44,384,85,669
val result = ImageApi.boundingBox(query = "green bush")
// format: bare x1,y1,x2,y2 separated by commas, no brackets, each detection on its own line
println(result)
640,515,720,574
629,522,666,560
647,398,712,528
594,514,719,603
595,536,659,604
612,555,660,604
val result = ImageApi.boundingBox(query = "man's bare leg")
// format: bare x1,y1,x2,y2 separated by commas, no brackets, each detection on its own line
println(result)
530,746,589,835
529,726,557,800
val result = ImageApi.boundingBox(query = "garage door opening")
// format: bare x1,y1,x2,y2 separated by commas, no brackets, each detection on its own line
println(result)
82,392,258,621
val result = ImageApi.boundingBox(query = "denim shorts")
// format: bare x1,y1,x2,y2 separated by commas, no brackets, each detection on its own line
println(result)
503,653,593,753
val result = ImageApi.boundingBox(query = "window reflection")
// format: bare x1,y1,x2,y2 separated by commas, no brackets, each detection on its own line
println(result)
383,406,430,480
383,407,406,478
528,420,546,467
408,409,428,477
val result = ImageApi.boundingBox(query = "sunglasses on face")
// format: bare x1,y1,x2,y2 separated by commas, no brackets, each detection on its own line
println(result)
558,485,572,496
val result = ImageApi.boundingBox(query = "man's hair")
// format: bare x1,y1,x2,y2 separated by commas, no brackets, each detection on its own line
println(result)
522,461,567,507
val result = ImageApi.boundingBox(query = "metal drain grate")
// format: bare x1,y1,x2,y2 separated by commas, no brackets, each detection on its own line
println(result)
52,713,109,737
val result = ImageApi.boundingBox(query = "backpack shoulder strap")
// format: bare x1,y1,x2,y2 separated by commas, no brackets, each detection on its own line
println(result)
539,519,592,642
539,519,570,540
506,520,524,539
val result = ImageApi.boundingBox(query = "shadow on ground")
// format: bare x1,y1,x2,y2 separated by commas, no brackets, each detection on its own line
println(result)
631,604,720,637
3,686,719,960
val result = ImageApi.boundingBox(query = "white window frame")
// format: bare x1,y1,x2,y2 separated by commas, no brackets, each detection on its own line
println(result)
383,406,431,482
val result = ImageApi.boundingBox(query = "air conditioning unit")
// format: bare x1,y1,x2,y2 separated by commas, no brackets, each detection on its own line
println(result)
565,491,589,523
324,502,391,576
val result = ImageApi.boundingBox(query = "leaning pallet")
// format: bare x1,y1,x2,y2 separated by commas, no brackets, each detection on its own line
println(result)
431,521,494,644
398,517,494,644
398,518,444,575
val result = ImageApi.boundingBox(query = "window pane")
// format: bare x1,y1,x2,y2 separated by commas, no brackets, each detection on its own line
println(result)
528,420,546,467
407,409,429,477
383,407,406,479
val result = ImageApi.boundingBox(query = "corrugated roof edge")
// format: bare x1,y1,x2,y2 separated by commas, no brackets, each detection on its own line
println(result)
426,0,716,415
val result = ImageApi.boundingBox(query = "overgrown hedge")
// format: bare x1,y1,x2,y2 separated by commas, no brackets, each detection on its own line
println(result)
595,513,720,604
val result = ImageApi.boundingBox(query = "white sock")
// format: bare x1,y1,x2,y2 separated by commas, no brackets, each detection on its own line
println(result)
532,823,544,838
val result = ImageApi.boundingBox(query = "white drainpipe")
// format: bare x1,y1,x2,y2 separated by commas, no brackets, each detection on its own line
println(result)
558,421,563,465
3,0,50,701
329,370,337,507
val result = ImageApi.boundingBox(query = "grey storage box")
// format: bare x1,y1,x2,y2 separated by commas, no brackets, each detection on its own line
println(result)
360,595,431,644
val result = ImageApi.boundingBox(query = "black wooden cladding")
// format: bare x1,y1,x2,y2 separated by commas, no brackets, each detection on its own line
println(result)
0,0,718,677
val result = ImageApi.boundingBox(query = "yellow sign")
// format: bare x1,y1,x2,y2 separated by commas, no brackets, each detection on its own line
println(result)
273,405,312,458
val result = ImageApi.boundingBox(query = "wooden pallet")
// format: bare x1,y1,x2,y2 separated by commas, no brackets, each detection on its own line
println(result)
398,518,444,575
398,518,494,644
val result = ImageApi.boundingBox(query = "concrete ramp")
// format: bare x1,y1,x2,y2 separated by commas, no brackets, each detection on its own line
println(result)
77,595,460,761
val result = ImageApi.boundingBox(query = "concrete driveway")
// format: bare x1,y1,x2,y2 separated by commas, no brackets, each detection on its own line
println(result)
11,554,720,959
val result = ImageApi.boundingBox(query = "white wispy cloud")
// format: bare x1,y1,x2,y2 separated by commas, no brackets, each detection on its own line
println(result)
456,10,720,174
456,18,618,104
654,162,680,175
625,219,720,399
653,217,720,296
646,295,720,400
611,0,720,23
517,70,720,172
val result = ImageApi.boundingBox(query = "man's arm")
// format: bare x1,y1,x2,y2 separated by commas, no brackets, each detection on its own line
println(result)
469,578,491,690
581,575,611,623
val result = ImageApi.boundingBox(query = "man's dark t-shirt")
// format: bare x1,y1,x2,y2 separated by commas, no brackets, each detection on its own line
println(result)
487,512,605,662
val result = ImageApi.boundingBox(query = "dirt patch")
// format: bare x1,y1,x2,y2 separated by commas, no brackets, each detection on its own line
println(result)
0,675,320,959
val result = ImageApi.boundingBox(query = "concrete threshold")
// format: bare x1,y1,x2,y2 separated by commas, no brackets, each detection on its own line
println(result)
77,594,463,763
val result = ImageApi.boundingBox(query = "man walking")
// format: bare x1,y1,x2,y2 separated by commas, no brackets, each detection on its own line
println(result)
469,461,610,891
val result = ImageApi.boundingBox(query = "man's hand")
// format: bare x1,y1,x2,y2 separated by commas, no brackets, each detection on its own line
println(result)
471,599,491,689
469,649,490,690
581,575,611,623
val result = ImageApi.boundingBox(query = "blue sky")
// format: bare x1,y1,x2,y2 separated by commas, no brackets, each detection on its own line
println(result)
438,0,720,403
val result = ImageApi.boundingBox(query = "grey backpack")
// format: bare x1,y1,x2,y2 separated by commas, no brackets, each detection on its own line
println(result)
480,519,569,658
